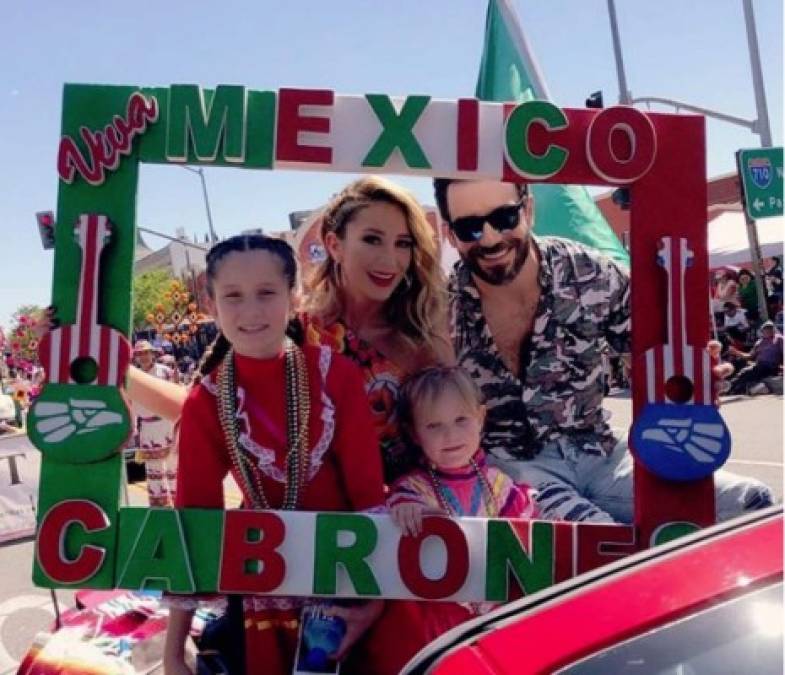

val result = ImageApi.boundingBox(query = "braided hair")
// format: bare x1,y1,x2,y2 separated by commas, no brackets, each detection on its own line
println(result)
192,234,303,385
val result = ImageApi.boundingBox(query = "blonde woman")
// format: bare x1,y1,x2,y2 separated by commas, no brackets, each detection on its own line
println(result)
303,175,452,482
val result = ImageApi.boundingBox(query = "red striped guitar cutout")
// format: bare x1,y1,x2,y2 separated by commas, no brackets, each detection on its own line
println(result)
28,215,132,462
630,236,730,482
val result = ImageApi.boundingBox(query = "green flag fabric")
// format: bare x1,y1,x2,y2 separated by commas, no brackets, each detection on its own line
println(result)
477,0,630,265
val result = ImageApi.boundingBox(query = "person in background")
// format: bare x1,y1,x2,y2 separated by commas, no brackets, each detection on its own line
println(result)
727,321,783,395
132,340,179,507
158,353,181,384
719,301,749,350
715,268,740,309
708,340,734,394
737,269,760,324
765,256,783,298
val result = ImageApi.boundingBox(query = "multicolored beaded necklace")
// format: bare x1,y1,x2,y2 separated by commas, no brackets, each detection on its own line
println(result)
217,339,310,510
427,457,498,517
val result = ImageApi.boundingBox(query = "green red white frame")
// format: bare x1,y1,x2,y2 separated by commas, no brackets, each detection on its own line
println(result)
30,83,717,602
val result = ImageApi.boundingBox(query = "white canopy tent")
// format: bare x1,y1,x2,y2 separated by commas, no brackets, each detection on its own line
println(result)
708,208,783,269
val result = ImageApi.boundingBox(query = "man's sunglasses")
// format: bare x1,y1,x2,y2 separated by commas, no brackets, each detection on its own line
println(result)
448,197,527,243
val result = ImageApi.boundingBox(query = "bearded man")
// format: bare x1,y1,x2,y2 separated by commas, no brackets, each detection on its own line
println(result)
434,178,773,523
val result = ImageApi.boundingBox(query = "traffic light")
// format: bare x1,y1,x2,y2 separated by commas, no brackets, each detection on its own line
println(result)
612,188,631,211
585,91,604,109
36,211,56,250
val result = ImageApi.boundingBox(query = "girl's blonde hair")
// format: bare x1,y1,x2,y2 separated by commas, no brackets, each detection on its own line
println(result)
397,366,483,444
304,176,447,360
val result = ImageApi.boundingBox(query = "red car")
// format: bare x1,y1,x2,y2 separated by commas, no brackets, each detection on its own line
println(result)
405,506,783,674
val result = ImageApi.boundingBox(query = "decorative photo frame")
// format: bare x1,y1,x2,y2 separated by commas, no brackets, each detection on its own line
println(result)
31,84,718,600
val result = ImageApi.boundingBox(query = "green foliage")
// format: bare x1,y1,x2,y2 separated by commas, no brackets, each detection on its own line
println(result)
132,270,176,330
6,304,45,368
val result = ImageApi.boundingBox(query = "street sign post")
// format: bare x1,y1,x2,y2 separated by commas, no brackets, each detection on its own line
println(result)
737,147,784,220
736,147,783,320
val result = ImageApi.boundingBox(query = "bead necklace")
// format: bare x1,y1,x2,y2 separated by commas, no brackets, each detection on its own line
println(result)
427,457,498,517
217,339,310,510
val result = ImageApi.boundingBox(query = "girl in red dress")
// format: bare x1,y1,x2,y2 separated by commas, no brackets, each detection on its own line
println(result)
164,234,385,675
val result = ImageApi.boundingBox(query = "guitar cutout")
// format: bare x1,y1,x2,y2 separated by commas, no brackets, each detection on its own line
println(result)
630,237,731,481
28,214,132,462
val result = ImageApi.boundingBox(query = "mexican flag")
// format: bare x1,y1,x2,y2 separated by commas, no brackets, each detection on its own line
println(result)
477,0,630,265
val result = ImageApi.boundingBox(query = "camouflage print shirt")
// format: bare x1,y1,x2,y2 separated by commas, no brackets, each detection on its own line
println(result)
449,236,630,460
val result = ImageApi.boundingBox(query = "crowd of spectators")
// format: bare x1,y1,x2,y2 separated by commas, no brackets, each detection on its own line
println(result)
712,257,783,396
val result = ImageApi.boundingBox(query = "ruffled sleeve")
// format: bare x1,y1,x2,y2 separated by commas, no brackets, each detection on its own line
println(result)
174,378,231,509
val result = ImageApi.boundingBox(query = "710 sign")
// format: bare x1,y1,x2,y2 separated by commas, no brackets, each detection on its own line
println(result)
737,147,784,220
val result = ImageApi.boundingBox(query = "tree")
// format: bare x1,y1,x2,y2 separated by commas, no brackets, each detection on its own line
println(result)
132,270,176,330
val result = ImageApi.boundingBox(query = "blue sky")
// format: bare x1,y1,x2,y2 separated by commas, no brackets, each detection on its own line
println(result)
1,0,782,329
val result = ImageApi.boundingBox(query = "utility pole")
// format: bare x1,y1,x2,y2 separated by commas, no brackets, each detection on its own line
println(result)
606,0,632,104
182,166,218,244
741,0,773,319
742,0,773,148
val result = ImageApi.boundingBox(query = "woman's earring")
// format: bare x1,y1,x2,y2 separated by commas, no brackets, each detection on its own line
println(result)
403,272,413,289
333,261,342,283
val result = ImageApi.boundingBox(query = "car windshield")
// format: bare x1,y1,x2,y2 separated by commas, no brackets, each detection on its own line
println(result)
558,582,783,674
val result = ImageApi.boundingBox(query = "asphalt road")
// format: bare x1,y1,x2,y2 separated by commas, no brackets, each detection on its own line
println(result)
0,392,781,672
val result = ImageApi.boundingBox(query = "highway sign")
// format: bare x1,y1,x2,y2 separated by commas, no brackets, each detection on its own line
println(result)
737,147,784,220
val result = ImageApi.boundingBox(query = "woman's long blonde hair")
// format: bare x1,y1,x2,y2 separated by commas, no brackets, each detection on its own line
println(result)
304,176,448,361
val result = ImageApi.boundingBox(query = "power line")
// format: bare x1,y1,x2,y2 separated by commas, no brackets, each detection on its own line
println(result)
137,226,209,251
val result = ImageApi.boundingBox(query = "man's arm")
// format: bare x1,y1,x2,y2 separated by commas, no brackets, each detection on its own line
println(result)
730,340,759,362
603,257,631,355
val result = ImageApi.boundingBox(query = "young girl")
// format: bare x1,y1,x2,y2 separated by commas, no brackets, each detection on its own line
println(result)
164,234,385,675
389,366,538,640
708,339,735,394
